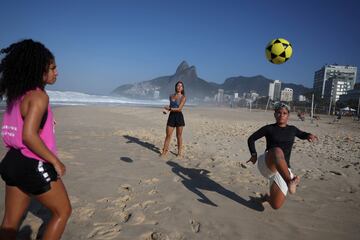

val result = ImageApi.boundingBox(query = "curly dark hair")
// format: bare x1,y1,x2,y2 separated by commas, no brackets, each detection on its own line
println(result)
0,39,54,105
175,81,185,96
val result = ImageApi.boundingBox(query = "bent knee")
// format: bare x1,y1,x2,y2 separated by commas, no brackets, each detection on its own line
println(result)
269,147,285,159
271,147,284,155
51,203,72,219
62,204,72,219
65,204,72,217
1,218,19,230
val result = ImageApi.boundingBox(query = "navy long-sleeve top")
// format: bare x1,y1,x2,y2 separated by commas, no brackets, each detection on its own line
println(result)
247,124,310,167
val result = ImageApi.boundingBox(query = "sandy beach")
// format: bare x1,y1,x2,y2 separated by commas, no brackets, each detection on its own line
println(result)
0,105,359,240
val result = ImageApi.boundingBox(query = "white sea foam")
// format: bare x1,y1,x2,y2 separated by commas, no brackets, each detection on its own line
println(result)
47,90,168,106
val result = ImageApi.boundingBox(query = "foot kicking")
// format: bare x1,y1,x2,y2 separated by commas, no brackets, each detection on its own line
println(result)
288,176,300,194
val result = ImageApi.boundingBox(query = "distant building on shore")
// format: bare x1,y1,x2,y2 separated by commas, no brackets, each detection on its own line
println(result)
269,80,281,101
324,77,356,103
215,89,224,103
244,91,259,101
153,90,160,99
339,88,360,103
298,95,307,102
313,64,357,100
280,88,293,102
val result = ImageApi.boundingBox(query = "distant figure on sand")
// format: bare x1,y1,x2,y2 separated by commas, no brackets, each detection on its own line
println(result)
247,102,318,209
0,39,71,240
297,111,305,121
161,81,186,158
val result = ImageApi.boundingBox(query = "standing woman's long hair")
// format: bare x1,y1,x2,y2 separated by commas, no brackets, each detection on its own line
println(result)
175,81,185,96
175,81,185,95
0,39,55,105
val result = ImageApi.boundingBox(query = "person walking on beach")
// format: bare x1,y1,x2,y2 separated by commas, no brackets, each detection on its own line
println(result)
247,102,318,209
0,39,71,240
161,81,186,158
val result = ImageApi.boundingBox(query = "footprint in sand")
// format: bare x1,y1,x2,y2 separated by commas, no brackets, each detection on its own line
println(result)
73,204,96,222
173,176,181,182
128,211,146,225
118,184,133,193
87,222,121,240
189,219,200,233
112,211,131,223
140,231,169,240
154,207,171,215
143,178,160,185
148,189,158,195
111,195,131,208
140,200,157,209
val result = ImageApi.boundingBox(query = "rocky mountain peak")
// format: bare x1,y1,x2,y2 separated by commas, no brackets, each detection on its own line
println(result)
112,61,310,100
175,61,190,75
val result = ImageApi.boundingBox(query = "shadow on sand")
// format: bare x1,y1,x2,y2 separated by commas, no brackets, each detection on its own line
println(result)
123,135,161,154
17,198,51,240
120,156,134,163
166,161,264,212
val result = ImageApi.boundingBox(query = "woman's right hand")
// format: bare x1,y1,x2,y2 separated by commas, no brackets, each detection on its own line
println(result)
54,160,66,177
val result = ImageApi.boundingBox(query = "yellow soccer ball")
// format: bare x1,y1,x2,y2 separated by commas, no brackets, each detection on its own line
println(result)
265,38,293,64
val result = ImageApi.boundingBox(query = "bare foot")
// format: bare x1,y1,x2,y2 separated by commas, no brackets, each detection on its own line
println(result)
288,176,300,194
160,149,168,158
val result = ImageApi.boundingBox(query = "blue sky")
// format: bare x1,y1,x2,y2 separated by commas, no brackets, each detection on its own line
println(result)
1,0,359,94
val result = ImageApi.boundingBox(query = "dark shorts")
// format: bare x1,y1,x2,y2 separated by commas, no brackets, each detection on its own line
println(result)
167,112,185,127
0,148,58,195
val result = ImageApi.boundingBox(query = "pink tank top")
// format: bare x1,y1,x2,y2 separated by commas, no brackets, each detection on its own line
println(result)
1,90,57,162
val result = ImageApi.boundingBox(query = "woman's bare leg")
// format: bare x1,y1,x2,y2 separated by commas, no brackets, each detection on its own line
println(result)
265,147,300,193
35,179,71,240
161,126,175,156
0,185,31,240
264,182,286,209
176,127,183,157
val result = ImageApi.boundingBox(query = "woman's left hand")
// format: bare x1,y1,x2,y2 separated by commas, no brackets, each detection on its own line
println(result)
307,134,318,142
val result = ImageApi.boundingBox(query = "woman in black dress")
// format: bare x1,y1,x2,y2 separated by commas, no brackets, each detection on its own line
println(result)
161,81,186,158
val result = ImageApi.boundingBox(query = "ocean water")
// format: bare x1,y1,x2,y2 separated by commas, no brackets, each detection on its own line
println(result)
47,90,169,106
0,90,169,111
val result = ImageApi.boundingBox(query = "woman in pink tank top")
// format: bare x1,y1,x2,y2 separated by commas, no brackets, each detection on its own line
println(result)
0,39,71,240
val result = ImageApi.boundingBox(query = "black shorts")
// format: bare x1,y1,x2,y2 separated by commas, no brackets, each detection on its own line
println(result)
0,148,58,195
167,112,185,127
